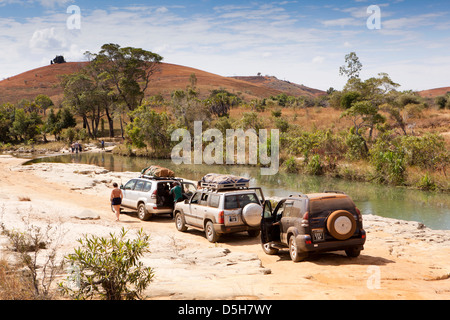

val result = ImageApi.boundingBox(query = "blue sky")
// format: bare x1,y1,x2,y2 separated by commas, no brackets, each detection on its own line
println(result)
0,0,449,91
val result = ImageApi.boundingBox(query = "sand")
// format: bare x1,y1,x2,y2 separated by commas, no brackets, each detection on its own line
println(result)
0,154,449,300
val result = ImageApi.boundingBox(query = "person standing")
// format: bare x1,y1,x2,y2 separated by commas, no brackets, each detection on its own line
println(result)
169,182,183,219
110,183,123,222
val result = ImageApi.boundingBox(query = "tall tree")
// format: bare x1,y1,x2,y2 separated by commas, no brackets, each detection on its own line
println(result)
339,52,363,80
86,44,163,113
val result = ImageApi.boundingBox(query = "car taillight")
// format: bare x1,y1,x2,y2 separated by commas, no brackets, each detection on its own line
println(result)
301,211,309,227
218,211,224,224
151,190,157,199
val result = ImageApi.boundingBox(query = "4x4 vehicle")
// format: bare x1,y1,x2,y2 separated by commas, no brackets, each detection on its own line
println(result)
121,176,196,221
173,174,265,243
261,191,366,262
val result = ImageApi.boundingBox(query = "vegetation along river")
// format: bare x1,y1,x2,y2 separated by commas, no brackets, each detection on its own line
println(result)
26,153,450,231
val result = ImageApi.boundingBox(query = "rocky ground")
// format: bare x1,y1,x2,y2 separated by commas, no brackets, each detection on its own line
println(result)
0,155,449,300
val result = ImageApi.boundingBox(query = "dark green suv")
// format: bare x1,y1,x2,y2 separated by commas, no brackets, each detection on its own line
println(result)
261,191,366,262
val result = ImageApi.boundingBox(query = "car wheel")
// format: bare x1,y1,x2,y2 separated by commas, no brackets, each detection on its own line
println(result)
327,210,357,241
247,229,261,237
175,212,188,232
345,247,361,258
137,203,152,221
261,242,279,255
289,236,307,262
205,221,220,243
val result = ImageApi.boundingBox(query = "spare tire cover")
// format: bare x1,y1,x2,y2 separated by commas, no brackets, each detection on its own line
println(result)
242,203,263,227
327,210,357,241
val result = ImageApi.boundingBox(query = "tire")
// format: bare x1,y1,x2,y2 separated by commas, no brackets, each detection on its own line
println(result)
205,221,220,243
137,203,152,221
175,211,188,232
289,235,307,262
327,210,357,241
247,229,261,237
261,242,279,255
345,247,361,258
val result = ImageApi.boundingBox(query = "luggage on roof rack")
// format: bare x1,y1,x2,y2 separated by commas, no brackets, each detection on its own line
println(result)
141,165,175,178
201,173,250,190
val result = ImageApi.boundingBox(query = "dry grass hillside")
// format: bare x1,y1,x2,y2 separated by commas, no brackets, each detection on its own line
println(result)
231,75,326,97
419,87,450,98
0,62,324,105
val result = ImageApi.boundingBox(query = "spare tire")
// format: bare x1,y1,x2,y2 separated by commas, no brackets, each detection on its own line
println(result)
242,203,263,227
327,210,356,240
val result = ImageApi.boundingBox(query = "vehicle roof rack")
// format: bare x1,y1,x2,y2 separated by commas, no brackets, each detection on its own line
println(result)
323,190,346,195
140,175,182,181
200,181,249,191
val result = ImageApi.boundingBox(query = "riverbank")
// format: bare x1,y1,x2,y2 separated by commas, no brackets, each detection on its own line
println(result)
0,155,449,300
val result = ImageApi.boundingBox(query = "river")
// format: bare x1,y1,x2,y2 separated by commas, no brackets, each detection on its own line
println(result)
26,152,450,230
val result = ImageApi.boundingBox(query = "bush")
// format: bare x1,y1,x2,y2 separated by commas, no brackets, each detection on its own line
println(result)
283,156,299,173
59,228,154,300
371,150,407,185
306,154,323,175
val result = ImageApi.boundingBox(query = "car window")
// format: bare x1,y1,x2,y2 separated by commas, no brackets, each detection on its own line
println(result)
183,183,197,194
309,197,355,215
191,192,202,204
224,193,259,209
143,181,152,192
209,194,221,208
291,200,302,218
200,193,209,206
283,201,294,218
124,179,137,190
224,195,239,209
237,194,259,207
134,180,145,192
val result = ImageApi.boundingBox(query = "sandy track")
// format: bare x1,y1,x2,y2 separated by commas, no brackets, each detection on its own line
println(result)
0,155,449,300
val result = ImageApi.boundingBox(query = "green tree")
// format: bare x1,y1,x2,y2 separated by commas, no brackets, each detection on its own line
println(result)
339,52,363,80
341,101,385,153
11,109,42,142
126,104,173,157
34,94,54,116
86,44,163,113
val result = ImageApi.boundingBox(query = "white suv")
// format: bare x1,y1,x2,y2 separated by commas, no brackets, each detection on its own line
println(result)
173,175,265,242
121,177,196,221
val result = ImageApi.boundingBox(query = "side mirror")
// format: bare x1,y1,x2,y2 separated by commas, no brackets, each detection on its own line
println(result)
184,199,189,204
120,185,124,190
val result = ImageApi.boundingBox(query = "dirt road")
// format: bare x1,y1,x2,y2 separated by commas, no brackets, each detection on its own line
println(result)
0,155,449,300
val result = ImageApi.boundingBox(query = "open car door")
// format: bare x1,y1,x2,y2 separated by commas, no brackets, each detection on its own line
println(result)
261,200,275,244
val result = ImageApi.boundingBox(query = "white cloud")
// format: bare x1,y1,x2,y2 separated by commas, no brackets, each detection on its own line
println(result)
29,27,67,51
312,56,324,64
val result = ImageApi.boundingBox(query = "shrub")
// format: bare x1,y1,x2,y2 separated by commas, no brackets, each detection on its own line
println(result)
306,154,323,175
59,228,154,300
371,150,407,185
283,156,299,173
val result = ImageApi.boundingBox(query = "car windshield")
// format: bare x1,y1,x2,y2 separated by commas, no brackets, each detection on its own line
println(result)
224,193,259,209
310,197,355,215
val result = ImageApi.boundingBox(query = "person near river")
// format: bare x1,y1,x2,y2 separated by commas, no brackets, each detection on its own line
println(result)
110,183,123,222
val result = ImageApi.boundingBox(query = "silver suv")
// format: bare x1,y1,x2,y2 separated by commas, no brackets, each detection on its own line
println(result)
121,177,196,221
173,176,265,242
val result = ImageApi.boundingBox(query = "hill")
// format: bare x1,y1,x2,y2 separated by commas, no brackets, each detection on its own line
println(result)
231,75,326,98
0,62,323,105
419,87,450,98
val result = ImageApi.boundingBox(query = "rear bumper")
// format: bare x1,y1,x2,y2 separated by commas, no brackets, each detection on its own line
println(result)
146,204,173,214
297,230,366,253
214,223,258,234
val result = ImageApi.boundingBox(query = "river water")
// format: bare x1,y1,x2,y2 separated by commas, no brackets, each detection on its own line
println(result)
26,153,450,230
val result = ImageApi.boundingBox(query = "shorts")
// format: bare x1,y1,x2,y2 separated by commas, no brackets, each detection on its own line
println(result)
111,198,122,206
